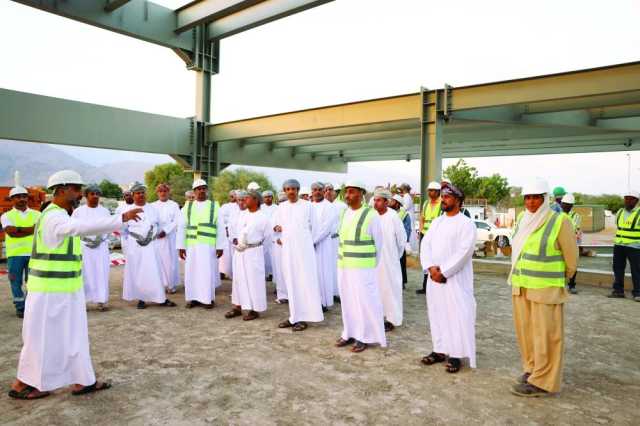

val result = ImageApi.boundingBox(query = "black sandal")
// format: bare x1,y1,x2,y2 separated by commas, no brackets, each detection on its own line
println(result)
335,337,355,347
292,322,308,332
421,352,446,365
71,381,112,396
278,319,293,328
8,385,51,400
225,308,242,319
162,299,177,307
445,357,461,373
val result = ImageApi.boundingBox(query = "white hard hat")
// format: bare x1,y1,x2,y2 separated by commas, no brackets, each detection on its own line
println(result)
192,179,208,189
427,181,440,190
344,181,367,192
441,178,451,185
299,186,310,196
9,186,28,198
624,189,639,199
392,194,404,203
522,178,549,196
47,170,84,189
247,181,260,191
561,193,575,204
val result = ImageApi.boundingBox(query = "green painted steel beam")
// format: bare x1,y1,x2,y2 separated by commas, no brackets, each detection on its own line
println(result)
0,88,192,155
104,0,132,12
206,0,334,40
11,0,194,51
217,141,347,172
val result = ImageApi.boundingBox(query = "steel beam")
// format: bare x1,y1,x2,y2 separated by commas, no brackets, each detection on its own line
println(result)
419,89,443,194
176,0,265,33
206,0,333,39
0,88,192,155
104,0,131,13
11,0,194,51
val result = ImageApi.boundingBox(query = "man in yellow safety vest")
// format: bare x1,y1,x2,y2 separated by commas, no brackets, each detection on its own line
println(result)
608,189,640,301
417,181,443,294
509,178,578,397
560,193,581,294
1,186,40,318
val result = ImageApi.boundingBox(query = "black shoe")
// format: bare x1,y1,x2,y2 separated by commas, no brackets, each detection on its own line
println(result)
137,301,147,309
333,296,341,304
16,311,24,319
607,292,625,298
266,275,273,282
162,299,177,307
568,287,578,295
322,306,328,313
384,320,395,332
415,289,426,295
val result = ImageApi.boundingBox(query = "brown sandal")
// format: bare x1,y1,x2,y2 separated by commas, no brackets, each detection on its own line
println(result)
351,341,367,353
335,337,355,347
8,385,50,400
242,311,259,321
421,352,446,365
292,322,308,332
278,319,293,328
225,308,242,319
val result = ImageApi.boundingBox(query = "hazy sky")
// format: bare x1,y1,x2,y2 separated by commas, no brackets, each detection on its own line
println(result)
1,0,639,193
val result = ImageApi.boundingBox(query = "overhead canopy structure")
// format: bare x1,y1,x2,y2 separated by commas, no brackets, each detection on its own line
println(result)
2,1,640,190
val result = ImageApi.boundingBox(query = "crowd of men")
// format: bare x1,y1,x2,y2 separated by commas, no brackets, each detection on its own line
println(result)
2,168,639,400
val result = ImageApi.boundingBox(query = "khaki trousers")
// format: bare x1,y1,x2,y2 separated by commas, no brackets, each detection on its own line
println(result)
512,288,564,393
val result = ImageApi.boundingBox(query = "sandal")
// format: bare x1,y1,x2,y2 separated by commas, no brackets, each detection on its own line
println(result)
8,385,50,400
421,352,446,365
71,381,112,396
384,321,395,332
278,319,293,328
292,322,308,332
225,308,242,319
445,358,461,373
335,337,355,347
162,299,177,307
242,311,259,321
351,341,367,353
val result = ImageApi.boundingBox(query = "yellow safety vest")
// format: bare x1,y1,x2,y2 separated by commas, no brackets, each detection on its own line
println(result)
567,210,581,233
511,211,566,289
422,199,442,232
183,200,219,247
398,207,408,221
4,208,40,257
27,204,83,293
338,206,377,269
614,207,640,245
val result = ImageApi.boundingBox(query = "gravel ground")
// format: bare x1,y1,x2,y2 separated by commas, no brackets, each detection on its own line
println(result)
1,264,638,425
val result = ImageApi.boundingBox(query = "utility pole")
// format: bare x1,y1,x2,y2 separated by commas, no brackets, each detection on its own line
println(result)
627,153,632,189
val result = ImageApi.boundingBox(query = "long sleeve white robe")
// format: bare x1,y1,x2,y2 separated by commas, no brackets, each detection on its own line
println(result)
122,203,167,303
270,210,287,301
338,208,386,347
376,209,406,326
402,193,418,252
230,210,269,312
420,212,477,368
114,202,134,256
330,200,347,297
177,200,227,304
312,199,339,308
18,207,123,392
260,203,277,276
72,205,111,304
273,199,324,323
152,199,181,291
219,202,239,278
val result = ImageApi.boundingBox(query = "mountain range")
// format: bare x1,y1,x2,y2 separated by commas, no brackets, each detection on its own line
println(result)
0,139,157,187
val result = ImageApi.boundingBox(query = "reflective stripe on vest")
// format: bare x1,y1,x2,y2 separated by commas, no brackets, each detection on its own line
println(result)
4,208,39,257
184,200,218,246
567,211,580,232
337,206,376,269
422,199,442,231
614,208,640,245
398,207,408,221
27,204,83,293
511,212,566,289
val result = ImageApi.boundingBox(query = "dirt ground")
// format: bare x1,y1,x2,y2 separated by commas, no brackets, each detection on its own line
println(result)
1,264,638,425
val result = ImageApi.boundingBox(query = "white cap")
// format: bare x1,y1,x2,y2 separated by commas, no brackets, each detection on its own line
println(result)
247,181,260,191
9,186,28,198
427,181,440,190
299,186,310,196
522,178,549,196
344,180,367,191
561,193,575,204
392,194,404,203
441,178,451,185
624,189,639,199
47,170,84,189
192,179,207,189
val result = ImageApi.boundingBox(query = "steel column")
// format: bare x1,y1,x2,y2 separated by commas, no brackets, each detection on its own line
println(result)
419,88,443,196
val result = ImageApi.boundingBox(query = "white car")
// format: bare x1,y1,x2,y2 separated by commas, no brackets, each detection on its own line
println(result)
474,220,512,250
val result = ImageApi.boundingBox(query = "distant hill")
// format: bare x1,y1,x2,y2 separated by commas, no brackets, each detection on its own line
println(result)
0,140,157,186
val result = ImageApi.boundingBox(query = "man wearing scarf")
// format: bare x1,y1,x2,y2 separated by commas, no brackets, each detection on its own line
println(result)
419,183,477,373
509,178,578,397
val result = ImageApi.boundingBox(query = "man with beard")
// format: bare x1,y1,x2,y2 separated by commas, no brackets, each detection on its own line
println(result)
417,181,443,294
311,182,339,311
389,194,411,289
8,170,143,400
420,183,477,374
335,182,385,353
218,190,238,280
122,182,177,309
272,179,324,331
72,184,111,311
114,189,134,256
152,183,181,294
178,179,226,309
1,186,40,318
261,190,277,282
